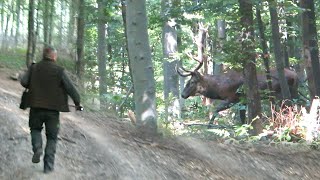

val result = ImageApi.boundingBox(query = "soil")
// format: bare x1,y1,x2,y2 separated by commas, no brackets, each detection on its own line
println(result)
1,66,320,180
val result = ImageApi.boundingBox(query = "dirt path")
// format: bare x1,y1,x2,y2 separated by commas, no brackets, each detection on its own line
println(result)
1,67,320,180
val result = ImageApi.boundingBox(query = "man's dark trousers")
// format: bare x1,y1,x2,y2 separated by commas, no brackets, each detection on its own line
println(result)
29,108,60,172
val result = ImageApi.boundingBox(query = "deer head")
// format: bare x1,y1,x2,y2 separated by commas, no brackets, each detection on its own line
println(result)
176,53,204,99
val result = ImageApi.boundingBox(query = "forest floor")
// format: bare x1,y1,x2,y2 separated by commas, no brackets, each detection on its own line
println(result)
1,66,320,180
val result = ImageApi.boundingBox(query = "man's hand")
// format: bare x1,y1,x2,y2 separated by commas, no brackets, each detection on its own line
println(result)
75,105,84,111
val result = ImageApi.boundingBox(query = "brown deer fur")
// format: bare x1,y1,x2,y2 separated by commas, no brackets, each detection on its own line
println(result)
178,66,298,125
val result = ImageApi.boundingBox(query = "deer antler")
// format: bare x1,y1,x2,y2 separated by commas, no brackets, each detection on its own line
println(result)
176,64,192,77
186,52,203,71
176,52,204,77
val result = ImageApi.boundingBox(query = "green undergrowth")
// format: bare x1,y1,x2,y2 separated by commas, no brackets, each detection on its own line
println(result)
0,49,75,73
162,101,320,149
0,49,26,70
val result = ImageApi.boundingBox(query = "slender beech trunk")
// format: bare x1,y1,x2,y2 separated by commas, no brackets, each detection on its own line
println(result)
15,0,21,46
161,0,180,122
76,0,85,80
301,0,320,98
48,0,55,44
121,0,133,86
43,0,49,44
97,0,108,110
10,0,15,38
0,1,5,33
2,8,11,50
59,0,64,46
68,0,77,46
26,0,35,67
256,4,274,102
238,0,262,135
126,0,157,136
268,0,291,100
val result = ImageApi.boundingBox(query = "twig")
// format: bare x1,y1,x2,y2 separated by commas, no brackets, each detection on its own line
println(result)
133,137,152,145
8,136,28,141
119,84,133,110
58,136,76,144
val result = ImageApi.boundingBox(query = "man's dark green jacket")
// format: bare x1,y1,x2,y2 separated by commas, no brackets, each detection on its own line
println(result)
20,59,80,112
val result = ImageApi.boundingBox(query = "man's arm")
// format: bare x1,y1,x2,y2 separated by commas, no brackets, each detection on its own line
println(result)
20,67,31,88
61,70,81,106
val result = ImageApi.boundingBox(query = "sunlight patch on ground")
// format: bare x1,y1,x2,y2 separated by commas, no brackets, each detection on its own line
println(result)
0,105,14,112
0,86,20,98
62,114,78,122
20,126,30,134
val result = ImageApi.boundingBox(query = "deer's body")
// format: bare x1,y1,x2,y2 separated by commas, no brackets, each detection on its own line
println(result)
178,65,298,124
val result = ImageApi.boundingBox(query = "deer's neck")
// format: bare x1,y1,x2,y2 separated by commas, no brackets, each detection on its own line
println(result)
198,79,223,100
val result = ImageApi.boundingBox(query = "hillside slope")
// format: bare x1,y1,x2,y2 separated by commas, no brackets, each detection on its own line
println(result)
0,67,320,180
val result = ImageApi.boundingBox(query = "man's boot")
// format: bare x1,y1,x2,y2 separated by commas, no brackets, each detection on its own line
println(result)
31,130,43,163
43,139,57,173
32,148,43,163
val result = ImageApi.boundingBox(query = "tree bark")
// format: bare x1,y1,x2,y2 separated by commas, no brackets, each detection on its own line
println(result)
48,0,55,44
68,0,77,46
59,0,64,46
300,0,320,99
2,4,11,51
43,0,49,44
214,19,225,74
15,0,21,46
268,0,292,100
238,0,263,135
10,0,15,38
161,0,180,122
97,0,108,110
0,1,5,34
121,0,134,86
256,4,274,102
76,0,85,80
26,0,36,67
126,0,157,136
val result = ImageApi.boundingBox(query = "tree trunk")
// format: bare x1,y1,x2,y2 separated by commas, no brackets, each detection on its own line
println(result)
76,0,85,80
107,26,114,93
238,0,263,135
301,0,320,99
121,0,134,86
43,0,49,44
58,0,64,46
173,0,184,119
176,25,185,117
161,0,180,123
97,0,108,110
15,0,21,46
214,19,225,74
286,20,296,60
26,0,36,67
35,0,40,50
10,0,15,38
68,0,77,46
256,4,274,102
48,0,55,44
268,0,291,100
2,6,11,50
0,1,5,34
126,0,157,136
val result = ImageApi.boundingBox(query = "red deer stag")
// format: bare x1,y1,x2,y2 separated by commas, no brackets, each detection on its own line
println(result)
177,57,298,125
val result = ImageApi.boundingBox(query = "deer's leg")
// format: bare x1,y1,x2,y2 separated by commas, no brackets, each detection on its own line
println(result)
239,109,246,124
208,100,236,125
237,103,247,124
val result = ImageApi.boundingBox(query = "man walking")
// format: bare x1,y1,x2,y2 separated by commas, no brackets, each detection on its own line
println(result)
20,46,82,173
